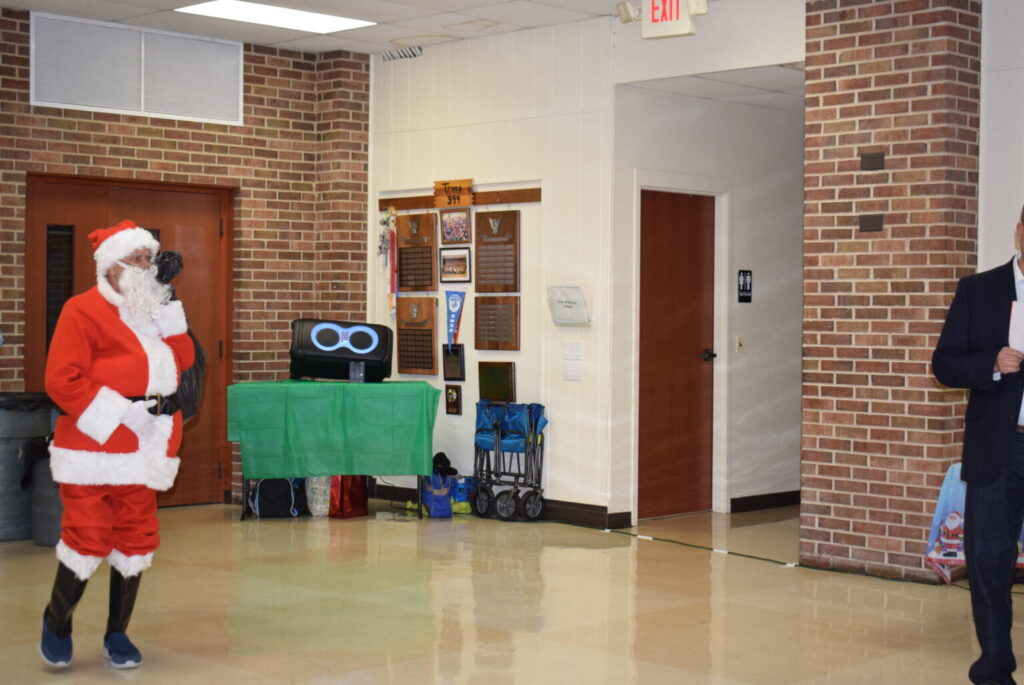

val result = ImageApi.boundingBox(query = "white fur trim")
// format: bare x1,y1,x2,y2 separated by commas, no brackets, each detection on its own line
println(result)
97,276,124,307
76,386,131,445
56,540,104,581
154,301,188,338
127,326,178,396
108,550,153,578
93,227,159,281
50,415,179,491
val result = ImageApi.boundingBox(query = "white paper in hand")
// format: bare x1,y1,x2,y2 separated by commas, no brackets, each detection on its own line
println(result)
1010,301,1024,352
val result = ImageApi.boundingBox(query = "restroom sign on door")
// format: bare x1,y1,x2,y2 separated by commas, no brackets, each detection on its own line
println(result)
642,0,696,39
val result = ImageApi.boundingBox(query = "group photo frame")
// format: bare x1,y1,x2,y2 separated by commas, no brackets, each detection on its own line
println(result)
440,208,471,244
439,247,472,283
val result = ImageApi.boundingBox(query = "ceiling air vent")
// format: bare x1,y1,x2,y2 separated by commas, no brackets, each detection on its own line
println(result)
31,12,242,125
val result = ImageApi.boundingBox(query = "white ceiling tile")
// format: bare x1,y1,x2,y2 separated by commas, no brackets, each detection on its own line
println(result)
271,34,390,54
386,0,510,10
125,10,311,44
394,11,521,36
464,1,593,27
3,0,158,21
269,0,438,24
703,65,805,93
532,0,615,14
335,22,453,46
720,91,805,112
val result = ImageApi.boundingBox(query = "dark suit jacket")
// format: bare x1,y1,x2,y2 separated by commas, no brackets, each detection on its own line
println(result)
933,259,1024,484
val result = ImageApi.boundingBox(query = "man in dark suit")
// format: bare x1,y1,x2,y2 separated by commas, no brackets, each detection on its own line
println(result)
934,213,1024,685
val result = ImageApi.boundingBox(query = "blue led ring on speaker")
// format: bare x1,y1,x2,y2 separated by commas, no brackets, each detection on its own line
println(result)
309,323,379,354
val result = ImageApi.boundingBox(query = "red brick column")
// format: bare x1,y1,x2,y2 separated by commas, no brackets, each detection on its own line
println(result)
801,0,981,580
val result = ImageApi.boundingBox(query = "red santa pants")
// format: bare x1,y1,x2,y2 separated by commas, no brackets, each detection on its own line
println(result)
59,484,159,558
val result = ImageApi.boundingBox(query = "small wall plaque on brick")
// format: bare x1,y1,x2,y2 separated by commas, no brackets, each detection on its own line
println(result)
859,214,884,233
860,152,885,171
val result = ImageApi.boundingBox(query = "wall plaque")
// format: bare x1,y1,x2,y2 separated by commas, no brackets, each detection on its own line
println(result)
475,295,519,351
434,179,474,208
397,297,437,375
397,213,436,292
445,385,462,415
475,210,519,293
479,362,516,403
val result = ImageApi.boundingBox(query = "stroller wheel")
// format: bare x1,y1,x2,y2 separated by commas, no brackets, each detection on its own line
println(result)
494,490,519,521
471,485,494,517
519,490,545,521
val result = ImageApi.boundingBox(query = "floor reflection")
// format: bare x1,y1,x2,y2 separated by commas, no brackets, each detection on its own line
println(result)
0,502,991,683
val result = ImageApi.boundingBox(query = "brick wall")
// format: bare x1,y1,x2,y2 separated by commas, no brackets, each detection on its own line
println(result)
0,8,369,496
801,0,981,580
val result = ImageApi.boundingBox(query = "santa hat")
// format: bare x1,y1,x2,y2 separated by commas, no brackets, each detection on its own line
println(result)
89,220,160,279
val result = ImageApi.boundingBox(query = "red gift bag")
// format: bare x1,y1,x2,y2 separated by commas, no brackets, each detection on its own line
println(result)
329,475,368,519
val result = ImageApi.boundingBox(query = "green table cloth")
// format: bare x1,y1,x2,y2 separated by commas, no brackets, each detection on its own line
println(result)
227,380,440,479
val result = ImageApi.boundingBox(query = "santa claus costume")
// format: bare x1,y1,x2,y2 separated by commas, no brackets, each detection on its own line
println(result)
40,220,194,670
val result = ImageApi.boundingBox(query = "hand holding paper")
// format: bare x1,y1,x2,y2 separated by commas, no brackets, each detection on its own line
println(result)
1011,301,1024,352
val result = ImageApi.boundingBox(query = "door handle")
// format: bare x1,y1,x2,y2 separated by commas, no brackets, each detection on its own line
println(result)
701,348,717,362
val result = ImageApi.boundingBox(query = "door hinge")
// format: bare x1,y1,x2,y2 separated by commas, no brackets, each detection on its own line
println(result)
218,340,224,358
219,218,224,237
217,462,223,479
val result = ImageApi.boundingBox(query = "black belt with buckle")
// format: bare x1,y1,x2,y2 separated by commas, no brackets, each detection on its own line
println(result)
127,393,182,416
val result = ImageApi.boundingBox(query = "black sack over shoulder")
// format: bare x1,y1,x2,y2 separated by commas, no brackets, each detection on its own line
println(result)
248,479,309,518
178,330,206,424
154,251,206,423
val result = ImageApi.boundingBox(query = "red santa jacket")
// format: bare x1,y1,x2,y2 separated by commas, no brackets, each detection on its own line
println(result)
45,284,194,491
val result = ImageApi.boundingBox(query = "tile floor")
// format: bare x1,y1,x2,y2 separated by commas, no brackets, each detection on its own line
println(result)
0,502,1003,683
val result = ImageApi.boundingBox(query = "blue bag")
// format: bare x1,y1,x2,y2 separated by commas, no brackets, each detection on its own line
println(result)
420,475,453,518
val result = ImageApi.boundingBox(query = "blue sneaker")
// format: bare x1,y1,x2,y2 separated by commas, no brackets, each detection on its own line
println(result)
39,617,72,668
102,633,141,669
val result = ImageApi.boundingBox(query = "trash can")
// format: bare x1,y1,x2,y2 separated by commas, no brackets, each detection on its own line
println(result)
24,434,62,546
0,392,55,542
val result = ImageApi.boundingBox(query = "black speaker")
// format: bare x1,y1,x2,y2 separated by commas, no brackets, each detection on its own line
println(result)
289,319,393,382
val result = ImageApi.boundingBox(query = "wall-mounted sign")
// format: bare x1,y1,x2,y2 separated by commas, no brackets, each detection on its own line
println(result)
738,270,752,303
547,286,590,325
642,0,696,39
434,178,474,208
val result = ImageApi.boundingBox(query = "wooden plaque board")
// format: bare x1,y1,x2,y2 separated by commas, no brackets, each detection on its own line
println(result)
397,213,437,292
475,295,519,351
445,384,462,415
397,297,437,375
434,179,474,208
475,210,519,293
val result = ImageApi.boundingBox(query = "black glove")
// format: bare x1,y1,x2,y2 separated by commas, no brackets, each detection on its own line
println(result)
154,250,184,284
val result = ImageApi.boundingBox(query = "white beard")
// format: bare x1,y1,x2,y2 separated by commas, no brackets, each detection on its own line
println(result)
118,264,171,330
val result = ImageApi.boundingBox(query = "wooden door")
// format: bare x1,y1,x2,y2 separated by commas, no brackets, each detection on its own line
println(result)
25,175,232,506
638,190,714,518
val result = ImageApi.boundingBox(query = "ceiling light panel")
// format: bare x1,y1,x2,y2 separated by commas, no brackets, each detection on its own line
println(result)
176,1,375,34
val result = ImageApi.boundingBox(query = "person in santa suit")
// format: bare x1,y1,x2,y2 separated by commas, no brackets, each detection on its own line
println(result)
39,220,194,670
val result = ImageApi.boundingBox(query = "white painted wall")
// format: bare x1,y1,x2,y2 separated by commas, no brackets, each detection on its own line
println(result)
611,86,804,513
369,17,615,506
369,5,806,516
978,0,1024,270
613,0,805,84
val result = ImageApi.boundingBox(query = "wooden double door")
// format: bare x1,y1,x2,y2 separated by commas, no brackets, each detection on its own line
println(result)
24,174,232,506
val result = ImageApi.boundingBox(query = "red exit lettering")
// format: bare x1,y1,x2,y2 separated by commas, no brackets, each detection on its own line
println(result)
650,0,682,23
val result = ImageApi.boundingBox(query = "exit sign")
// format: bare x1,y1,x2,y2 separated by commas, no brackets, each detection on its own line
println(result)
642,0,696,39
